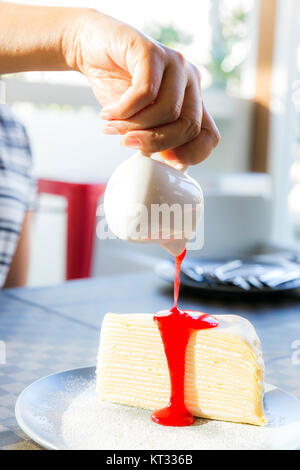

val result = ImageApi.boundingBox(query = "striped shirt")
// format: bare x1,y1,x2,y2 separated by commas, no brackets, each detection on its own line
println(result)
0,104,36,287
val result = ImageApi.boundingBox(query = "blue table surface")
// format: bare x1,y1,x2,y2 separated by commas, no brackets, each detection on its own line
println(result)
0,271,299,449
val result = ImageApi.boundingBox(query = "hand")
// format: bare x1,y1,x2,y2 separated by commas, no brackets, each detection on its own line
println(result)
66,9,220,166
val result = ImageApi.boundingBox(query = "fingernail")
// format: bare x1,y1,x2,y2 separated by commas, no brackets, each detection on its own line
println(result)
122,136,142,149
100,108,114,120
103,125,120,135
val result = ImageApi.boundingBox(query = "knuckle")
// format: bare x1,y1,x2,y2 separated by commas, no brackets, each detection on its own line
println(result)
210,127,221,148
140,82,157,102
145,40,165,62
183,117,201,140
173,50,186,67
165,102,181,122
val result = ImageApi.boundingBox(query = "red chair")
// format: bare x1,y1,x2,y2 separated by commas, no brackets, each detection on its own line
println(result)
37,179,106,280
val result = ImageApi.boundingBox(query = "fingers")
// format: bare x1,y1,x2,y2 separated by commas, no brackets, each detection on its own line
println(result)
100,42,165,120
167,106,221,165
99,37,220,165
120,115,201,154
120,67,203,154
120,105,219,165
103,60,187,133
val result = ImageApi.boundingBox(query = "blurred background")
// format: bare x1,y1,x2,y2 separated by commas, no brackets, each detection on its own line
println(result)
2,0,300,286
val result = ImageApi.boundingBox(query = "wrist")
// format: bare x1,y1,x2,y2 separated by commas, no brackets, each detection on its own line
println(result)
61,8,98,73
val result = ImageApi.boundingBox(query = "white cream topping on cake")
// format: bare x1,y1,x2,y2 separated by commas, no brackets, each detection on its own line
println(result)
96,313,266,426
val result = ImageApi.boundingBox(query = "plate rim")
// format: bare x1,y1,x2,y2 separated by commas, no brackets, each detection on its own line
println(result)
15,365,95,450
15,365,300,450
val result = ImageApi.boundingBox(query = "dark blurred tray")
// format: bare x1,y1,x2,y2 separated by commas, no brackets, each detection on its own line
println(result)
155,257,300,298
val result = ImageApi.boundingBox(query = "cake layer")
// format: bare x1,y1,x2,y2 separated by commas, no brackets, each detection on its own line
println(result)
96,313,266,426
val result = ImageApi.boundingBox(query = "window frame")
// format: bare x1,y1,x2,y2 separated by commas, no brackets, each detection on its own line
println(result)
268,0,300,245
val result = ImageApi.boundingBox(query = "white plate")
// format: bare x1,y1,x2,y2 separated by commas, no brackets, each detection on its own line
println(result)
15,366,300,450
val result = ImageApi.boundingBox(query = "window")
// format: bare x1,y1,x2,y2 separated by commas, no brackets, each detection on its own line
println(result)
289,25,300,242
267,0,300,246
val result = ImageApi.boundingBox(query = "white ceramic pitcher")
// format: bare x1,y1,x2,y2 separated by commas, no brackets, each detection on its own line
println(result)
104,152,203,256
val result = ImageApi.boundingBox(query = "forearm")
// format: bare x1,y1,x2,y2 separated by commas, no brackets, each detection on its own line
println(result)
0,2,83,73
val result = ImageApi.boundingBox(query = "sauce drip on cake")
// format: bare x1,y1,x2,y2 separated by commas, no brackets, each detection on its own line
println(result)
151,249,218,427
